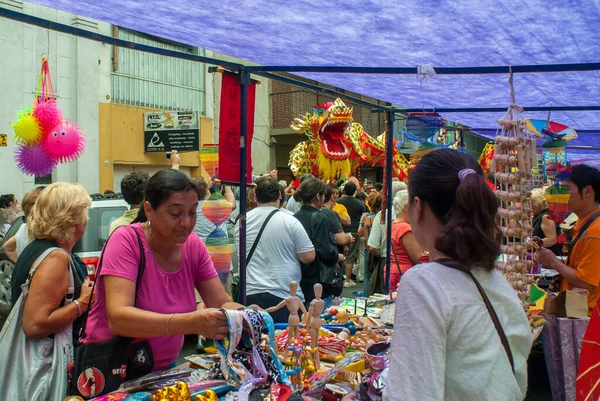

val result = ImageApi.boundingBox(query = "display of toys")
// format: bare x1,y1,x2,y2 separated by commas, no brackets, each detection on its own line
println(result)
11,58,85,176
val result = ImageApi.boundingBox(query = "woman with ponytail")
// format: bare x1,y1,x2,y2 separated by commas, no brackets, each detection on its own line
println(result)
384,149,532,401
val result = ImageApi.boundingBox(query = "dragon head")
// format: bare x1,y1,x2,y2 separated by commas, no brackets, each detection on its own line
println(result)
291,98,354,160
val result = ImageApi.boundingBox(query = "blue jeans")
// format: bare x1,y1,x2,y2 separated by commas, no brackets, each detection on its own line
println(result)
323,295,332,310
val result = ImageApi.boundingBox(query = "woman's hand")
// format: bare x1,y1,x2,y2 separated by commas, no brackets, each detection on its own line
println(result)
338,253,345,263
193,308,229,340
77,278,95,310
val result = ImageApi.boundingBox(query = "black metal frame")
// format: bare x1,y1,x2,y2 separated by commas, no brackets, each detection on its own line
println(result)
3,7,600,300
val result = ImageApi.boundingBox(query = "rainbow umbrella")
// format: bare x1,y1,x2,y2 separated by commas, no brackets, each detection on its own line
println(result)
201,144,219,177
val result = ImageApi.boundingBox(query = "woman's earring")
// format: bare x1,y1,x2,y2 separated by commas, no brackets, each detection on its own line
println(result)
148,220,152,235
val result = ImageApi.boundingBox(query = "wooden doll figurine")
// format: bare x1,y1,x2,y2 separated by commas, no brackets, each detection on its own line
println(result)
308,283,325,369
266,281,308,359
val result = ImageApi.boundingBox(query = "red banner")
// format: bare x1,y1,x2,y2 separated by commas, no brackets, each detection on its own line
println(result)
218,73,256,184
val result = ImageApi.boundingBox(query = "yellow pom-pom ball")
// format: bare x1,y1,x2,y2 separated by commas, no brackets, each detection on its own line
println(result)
334,355,344,362
13,114,42,144
305,365,315,373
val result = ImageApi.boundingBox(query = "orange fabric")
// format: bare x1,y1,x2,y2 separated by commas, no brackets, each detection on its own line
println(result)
560,210,600,316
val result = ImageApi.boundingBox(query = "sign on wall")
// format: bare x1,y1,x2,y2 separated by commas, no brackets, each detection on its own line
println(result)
143,111,199,153
0,134,7,147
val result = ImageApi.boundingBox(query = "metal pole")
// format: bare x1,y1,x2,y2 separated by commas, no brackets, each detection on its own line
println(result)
244,62,600,75
385,112,394,294
384,105,600,113
238,69,251,305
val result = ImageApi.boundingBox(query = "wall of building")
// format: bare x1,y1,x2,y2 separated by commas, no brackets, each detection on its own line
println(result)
98,103,212,191
0,1,111,199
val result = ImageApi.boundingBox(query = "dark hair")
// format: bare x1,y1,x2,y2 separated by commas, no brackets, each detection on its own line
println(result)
356,191,367,202
367,192,383,214
344,182,357,196
135,169,198,223
297,177,328,204
279,184,286,207
0,194,16,209
323,185,333,203
293,174,316,202
374,182,383,191
121,172,149,205
192,176,209,200
409,149,500,270
255,176,281,204
567,164,600,203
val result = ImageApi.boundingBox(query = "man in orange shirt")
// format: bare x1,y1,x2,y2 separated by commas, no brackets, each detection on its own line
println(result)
538,164,600,316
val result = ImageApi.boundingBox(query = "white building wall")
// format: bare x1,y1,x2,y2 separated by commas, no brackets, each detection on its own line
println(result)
0,1,111,199
0,3,273,200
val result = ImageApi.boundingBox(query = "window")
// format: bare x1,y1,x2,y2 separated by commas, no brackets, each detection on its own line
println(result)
111,28,205,113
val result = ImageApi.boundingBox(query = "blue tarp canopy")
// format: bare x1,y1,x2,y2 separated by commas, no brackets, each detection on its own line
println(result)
22,0,600,159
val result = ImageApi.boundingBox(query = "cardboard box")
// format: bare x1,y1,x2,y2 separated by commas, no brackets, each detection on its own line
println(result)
543,290,589,319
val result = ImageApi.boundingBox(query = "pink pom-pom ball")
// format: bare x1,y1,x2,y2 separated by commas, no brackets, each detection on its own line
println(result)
33,100,63,136
15,143,57,176
43,122,86,163
33,100,63,137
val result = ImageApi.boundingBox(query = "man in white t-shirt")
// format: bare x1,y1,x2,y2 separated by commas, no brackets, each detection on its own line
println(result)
235,176,315,322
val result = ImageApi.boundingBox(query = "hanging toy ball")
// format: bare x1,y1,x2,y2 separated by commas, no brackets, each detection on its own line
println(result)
43,121,86,163
15,143,57,176
12,107,42,145
33,100,63,136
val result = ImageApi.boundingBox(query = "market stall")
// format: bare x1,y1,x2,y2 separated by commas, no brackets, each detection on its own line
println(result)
67,285,397,401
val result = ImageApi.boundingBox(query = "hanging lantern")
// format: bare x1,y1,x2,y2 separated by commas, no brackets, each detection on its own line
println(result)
201,144,219,177
202,192,233,283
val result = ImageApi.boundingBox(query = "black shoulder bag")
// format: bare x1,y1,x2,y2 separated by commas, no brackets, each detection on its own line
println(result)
69,226,154,399
435,258,515,375
231,209,279,303
310,212,344,297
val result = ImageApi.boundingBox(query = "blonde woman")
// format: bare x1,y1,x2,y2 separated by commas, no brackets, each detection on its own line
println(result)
531,188,562,255
1,183,94,400
389,189,422,291
10,182,94,335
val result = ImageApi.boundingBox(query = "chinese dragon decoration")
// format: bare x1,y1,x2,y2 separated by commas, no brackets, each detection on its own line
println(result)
288,98,409,181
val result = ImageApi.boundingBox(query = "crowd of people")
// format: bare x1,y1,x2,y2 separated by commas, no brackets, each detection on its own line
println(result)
2,148,600,400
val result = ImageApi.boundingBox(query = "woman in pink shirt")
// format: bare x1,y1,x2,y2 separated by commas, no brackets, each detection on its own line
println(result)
389,189,422,291
84,169,243,370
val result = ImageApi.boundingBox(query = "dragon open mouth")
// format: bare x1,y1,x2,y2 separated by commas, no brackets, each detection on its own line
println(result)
320,120,350,159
